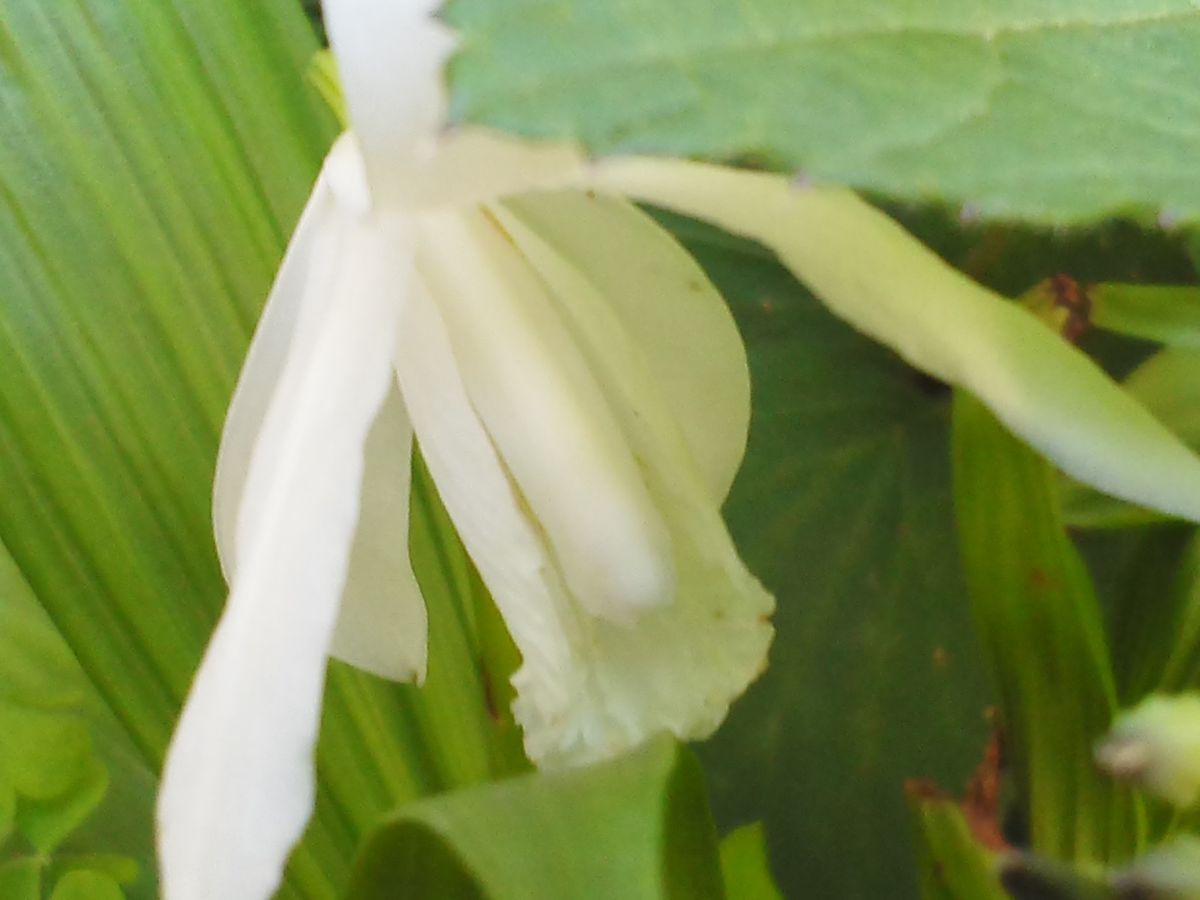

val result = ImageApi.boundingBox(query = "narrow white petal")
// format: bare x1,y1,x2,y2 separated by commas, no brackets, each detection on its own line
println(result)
397,281,772,768
597,158,1200,524
323,0,455,204
393,280,576,736
158,193,414,898
497,192,750,502
214,137,424,682
418,209,675,619
329,378,427,682
213,152,337,578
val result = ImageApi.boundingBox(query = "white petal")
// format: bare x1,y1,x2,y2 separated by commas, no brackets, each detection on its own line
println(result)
496,192,750,502
157,197,414,898
329,378,427,682
597,158,1200,524
397,128,584,210
393,280,576,741
396,280,773,768
323,0,455,204
417,209,674,619
213,151,337,578
214,136,423,682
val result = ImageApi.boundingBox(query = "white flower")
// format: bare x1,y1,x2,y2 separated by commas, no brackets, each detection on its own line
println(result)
155,2,773,898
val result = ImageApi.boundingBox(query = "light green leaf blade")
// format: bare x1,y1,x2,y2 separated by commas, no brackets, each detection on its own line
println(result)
1090,285,1200,350
907,787,1007,900
718,824,782,900
346,738,724,900
447,0,1200,225
952,392,1140,863
597,161,1200,527
1062,348,1200,528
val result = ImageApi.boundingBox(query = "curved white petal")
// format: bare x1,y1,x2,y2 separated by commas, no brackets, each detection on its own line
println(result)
597,158,1200,524
214,137,423,682
397,280,773,768
417,209,674,619
323,0,455,205
213,153,337,578
158,189,414,898
329,379,427,682
497,192,750,502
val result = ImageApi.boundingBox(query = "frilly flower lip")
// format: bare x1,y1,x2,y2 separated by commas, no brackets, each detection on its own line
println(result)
155,3,772,898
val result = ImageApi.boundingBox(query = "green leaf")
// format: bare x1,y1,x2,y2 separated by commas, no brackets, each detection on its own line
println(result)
718,824,782,900
1106,527,1199,702
17,756,108,854
1090,286,1200,350
907,787,1007,900
48,855,140,890
49,870,125,900
0,539,153,893
446,0,1200,225
952,392,1140,863
661,212,992,899
0,858,41,900
346,738,724,900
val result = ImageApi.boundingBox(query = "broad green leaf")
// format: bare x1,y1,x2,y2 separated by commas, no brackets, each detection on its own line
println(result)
907,787,1007,900
346,738,723,900
952,393,1140,862
662,212,992,899
718,824,782,900
0,0,516,894
446,0,1200,225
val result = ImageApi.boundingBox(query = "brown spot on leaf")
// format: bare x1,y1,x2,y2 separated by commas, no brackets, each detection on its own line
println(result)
1027,567,1059,591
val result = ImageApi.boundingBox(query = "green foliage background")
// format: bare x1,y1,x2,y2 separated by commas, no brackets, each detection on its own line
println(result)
3,0,1200,898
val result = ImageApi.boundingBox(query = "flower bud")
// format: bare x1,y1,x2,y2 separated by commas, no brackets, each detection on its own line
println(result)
1095,693,1200,808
